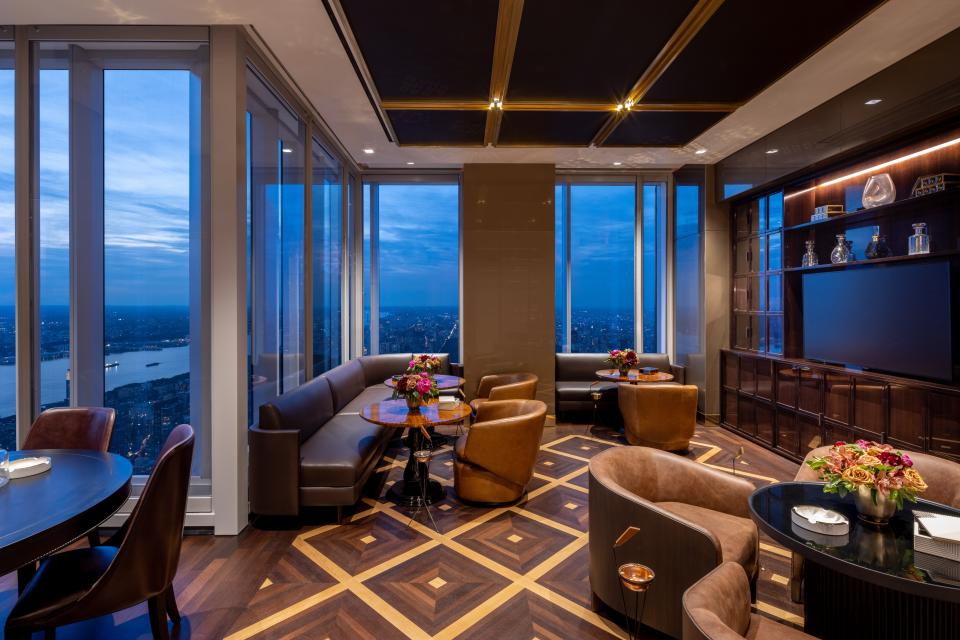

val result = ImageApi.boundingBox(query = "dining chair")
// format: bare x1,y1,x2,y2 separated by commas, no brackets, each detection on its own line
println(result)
24,407,116,547
5,424,195,640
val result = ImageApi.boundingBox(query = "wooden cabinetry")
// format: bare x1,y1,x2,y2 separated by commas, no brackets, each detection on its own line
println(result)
721,349,960,463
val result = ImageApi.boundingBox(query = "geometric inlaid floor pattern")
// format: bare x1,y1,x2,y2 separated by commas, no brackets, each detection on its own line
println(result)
223,423,804,640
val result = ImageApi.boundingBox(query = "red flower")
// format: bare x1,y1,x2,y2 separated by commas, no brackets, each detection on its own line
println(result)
835,441,846,447
878,451,903,467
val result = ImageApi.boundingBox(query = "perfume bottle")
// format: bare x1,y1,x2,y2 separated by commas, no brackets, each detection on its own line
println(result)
908,222,930,255
830,233,852,264
801,240,819,267
865,226,892,259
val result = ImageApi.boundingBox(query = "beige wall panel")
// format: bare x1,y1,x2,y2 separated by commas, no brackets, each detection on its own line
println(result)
462,164,556,411
703,165,730,421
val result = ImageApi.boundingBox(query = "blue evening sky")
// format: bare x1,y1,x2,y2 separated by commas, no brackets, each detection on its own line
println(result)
571,184,635,310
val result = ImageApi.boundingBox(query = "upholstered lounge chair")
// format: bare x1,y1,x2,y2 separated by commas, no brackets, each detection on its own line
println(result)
618,383,698,451
468,372,538,412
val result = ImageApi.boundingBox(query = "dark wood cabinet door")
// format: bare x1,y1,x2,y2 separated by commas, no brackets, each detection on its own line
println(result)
777,365,798,408
777,408,800,455
854,378,887,438
889,384,925,450
756,358,774,400
756,401,774,445
740,356,757,396
723,389,738,428
929,392,960,459
824,419,854,446
824,373,852,425
722,351,738,390
798,367,822,415
799,413,823,454
738,394,756,437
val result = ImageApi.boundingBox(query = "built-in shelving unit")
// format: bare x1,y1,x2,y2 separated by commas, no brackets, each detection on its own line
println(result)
782,187,958,232
782,249,960,273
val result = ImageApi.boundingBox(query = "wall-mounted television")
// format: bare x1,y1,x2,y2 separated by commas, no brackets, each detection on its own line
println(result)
802,260,954,381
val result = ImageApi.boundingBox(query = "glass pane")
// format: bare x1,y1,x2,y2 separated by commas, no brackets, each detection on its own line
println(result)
346,174,357,358
768,192,783,230
247,69,305,421
372,183,460,359
734,238,750,275
642,183,665,353
554,184,567,353
767,232,782,271
103,70,195,473
362,182,372,355
768,315,783,354
570,184,635,352
674,184,701,368
0,45,13,448
768,274,782,312
311,140,342,374
39,64,70,412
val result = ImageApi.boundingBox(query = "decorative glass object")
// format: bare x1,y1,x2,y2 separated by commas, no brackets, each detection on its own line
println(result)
865,226,892,259
801,240,819,267
830,234,853,264
908,222,930,255
862,173,896,208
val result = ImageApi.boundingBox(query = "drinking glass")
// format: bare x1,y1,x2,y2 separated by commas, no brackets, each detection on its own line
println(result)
0,449,8,489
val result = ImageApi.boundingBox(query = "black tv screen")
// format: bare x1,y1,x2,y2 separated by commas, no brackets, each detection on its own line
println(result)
802,261,953,381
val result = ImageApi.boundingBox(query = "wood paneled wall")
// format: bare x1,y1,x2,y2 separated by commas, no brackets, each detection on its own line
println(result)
462,164,556,411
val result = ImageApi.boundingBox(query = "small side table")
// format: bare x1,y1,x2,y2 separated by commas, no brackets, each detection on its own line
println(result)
595,369,675,385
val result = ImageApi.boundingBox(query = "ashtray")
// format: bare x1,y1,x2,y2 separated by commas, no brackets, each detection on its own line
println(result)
1,456,52,479
791,505,849,536
438,397,461,410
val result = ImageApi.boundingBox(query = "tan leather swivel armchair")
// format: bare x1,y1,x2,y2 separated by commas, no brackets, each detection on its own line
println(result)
683,562,814,640
618,383,698,451
589,447,758,639
789,445,960,603
469,373,538,412
454,399,546,504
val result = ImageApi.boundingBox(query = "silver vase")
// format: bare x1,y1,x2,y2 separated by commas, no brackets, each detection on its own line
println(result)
853,485,897,524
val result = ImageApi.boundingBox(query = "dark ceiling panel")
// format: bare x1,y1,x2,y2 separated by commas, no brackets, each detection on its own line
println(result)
339,0,498,100
603,111,727,146
507,0,698,103
388,110,487,145
498,111,609,145
643,0,884,103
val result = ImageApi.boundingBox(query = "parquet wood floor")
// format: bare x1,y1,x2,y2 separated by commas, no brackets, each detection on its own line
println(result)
0,421,802,639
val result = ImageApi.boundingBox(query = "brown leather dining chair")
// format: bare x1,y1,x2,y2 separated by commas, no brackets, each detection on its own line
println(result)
5,424,195,640
469,372,539,412
454,399,547,504
24,407,116,547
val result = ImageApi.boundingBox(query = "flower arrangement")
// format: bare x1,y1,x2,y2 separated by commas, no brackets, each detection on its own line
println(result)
806,440,927,510
406,354,442,374
392,372,439,409
607,348,639,375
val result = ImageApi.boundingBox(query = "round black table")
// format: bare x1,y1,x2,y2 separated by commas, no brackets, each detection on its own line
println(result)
0,450,133,576
750,482,960,640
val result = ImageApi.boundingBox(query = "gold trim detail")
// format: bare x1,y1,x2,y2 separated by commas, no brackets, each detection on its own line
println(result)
484,0,525,145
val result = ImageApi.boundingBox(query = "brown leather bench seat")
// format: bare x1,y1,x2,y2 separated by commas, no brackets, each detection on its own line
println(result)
249,353,452,520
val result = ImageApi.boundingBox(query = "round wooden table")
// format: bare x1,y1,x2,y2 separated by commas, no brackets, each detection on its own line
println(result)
595,369,675,384
750,482,960,639
0,450,132,577
360,399,471,506
384,374,466,391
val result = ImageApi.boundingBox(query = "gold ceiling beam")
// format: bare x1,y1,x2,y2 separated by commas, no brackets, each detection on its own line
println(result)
484,0,524,146
382,99,739,112
591,0,726,147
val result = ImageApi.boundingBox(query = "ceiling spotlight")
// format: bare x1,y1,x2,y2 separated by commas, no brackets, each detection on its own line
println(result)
363,148,375,154
616,103,624,112
864,98,883,105
406,161,415,165
694,148,707,155
613,161,623,166
281,147,293,154
766,148,779,154
488,97,503,110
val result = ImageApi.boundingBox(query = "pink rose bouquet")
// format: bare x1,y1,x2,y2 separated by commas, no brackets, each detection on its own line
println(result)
406,354,443,374
392,372,439,406
806,440,927,509
607,348,639,374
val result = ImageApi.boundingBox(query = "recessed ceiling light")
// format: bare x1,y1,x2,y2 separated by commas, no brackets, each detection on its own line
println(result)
864,98,883,105
406,161,415,165
363,148,375,154
613,161,623,166
766,148,779,154
281,147,293,154
694,148,707,155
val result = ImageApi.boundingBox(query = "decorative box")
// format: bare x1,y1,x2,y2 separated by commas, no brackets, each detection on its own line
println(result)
910,173,960,198
914,511,960,562
810,204,845,222
915,551,960,586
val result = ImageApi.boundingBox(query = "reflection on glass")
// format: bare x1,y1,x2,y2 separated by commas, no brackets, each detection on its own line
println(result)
103,70,195,474
554,184,567,353
0,47,13,449
674,184,701,369
312,140,342,374
364,183,460,360
642,183,665,353
570,184,635,352
247,69,305,421
39,67,70,411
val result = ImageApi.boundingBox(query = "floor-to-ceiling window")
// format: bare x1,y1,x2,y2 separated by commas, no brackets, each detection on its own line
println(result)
30,40,208,478
674,173,704,405
363,180,460,360
247,67,306,419
0,41,13,449
311,139,342,374
555,178,668,354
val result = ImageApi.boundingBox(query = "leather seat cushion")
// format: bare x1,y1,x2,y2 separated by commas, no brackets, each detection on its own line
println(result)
300,415,390,487
656,501,758,575
555,353,610,381
258,375,335,443
747,614,815,640
555,381,617,400
323,360,367,413
339,385,395,414
8,546,118,628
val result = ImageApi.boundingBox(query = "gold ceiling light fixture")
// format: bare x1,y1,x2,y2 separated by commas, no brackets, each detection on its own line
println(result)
489,97,504,110
484,0,524,146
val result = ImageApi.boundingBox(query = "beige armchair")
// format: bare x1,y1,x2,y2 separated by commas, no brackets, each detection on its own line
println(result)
454,399,546,504
589,447,758,639
618,383,698,451
469,373,538,412
683,562,814,640
789,445,960,603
